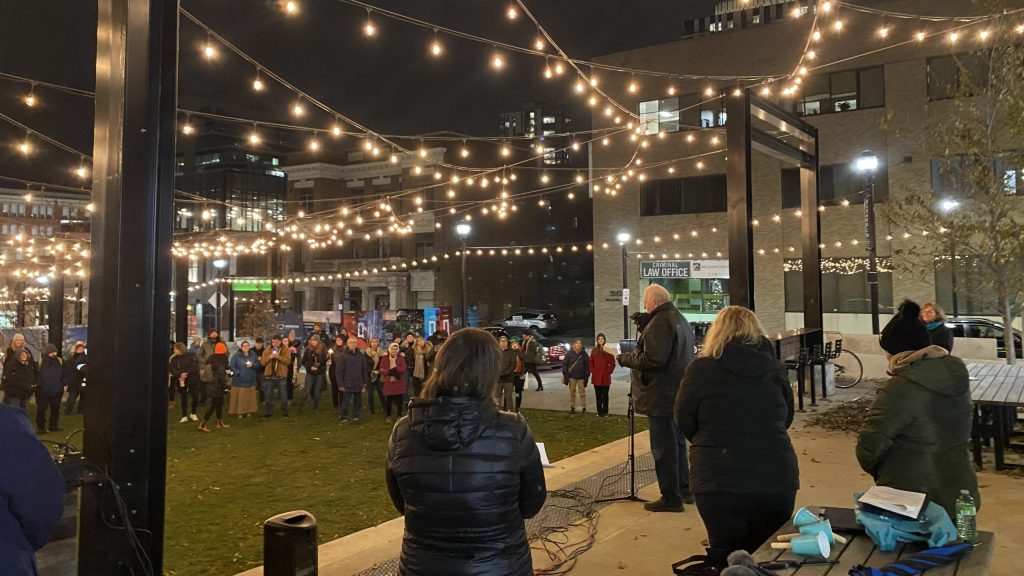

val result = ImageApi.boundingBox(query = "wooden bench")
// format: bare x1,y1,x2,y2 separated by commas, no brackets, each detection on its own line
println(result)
751,509,994,575
968,363,1024,470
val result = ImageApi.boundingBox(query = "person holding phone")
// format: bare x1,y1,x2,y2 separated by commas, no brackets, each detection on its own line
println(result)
229,341,261,418
260,335,292,418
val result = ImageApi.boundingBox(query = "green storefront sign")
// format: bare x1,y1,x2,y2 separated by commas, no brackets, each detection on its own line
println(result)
231,279,274,293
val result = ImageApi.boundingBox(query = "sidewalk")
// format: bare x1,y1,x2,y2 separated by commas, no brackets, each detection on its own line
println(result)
239,378,1023,576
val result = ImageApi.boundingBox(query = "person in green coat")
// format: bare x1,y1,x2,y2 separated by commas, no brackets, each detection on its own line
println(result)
856,300,980,520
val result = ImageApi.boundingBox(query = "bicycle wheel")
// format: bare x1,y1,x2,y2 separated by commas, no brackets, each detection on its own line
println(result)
832,350,863,388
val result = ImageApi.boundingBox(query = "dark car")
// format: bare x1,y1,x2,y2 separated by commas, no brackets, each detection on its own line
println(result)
946,318,1023,359
482,326,569,369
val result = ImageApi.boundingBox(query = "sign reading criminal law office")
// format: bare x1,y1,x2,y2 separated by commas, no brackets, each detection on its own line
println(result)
640,260,729,280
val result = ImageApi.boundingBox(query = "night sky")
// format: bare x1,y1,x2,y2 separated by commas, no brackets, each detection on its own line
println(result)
0,0,716,188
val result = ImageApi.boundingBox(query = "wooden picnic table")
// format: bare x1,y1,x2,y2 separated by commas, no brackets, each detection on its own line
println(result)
967,363,1024,470
751,508,994,575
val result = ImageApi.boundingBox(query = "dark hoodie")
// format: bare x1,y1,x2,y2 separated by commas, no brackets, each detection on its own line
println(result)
857,345,978,519
386,395,546,576
675,337,799,495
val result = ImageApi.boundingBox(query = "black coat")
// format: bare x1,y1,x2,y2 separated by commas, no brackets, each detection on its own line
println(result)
675,337,799,495
1,360,38,400
617,302,695,417
927,323,954,353
386,396,546,576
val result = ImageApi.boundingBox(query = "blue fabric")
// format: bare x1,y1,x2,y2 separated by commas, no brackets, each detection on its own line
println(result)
229,350,261,387
849,543,973,576
0,403,65,575
38,357,65,395
925,321,943,330
854,495,957,552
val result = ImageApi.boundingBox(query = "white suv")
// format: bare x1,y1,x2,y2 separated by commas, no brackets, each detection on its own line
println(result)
501,310,559,335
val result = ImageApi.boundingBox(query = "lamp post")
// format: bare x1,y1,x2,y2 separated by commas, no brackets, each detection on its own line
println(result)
456,223,471,329
617,231,631,340
213,259,228,335
855,151,881,335
939,198,961,318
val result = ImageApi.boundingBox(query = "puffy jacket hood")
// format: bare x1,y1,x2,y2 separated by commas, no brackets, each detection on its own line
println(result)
716,337,779,378
888,345,969,396
407,396,497,451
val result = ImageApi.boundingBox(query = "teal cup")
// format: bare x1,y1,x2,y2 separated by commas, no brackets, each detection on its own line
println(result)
792,507,822,527
798,520,837,544
790,532,830,557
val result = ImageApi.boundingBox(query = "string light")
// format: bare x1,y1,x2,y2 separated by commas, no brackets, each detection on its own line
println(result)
291,100,305,117
363,10,377,37
833,20,844,31
308,136,320,152
181,120,195,135
23,86,36,108
252,72,265,92
248,125,261,145
878,25,890,38
331,122,343,137
506,4,518,20
915,30,926,42
491,46,505,70
202,36,217,59
284,1,298,15
17,136,31,156
533,36,545,51
430,31,443,57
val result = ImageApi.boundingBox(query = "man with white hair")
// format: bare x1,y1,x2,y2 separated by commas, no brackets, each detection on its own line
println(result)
617,283,695,512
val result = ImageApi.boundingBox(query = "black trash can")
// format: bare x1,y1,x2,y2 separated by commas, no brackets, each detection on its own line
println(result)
264,510,318,576
618,338,637,354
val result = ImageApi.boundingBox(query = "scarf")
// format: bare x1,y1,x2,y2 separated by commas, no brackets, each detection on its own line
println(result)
926,321,943,330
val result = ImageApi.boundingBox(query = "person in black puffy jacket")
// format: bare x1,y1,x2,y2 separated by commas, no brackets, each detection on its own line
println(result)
674,306,799,570
386,328,547,576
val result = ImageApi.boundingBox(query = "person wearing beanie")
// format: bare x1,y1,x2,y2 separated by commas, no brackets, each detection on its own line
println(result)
35,344,65,434
857,299,979,520
588,333,616,416
199,342,231,432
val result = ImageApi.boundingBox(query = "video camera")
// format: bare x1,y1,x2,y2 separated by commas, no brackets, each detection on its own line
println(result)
629,311,651,333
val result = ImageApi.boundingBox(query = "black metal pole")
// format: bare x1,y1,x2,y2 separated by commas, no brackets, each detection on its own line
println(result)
46,269,65,351
74,281,84,325
16,282,25,327
621,243,629,340
950,238,959,318
79,0,177,572
460,238,467,329
174,257,189,342
227,279,235,342
215,272,223,335
864,173,880,335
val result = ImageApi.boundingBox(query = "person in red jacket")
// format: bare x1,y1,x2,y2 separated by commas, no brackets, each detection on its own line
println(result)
589,333,616,417
379,343,408,423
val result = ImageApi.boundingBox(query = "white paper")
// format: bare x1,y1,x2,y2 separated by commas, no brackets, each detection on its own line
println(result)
858,486,926,519
536,442,555,468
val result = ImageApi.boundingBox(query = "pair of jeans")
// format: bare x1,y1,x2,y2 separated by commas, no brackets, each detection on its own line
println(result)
524,362,543,389
35,391,61,431
513,377,524,412
694,491,796,559
568,378,586,411
64,387,82,414
594,386,610,415
384,394,405,418
340,390,362,420
647,414,690,505
366,380,385,413
204,395,224,422
329,370,340,407
262,377,289,416
305,373,325,411
178,382,198,417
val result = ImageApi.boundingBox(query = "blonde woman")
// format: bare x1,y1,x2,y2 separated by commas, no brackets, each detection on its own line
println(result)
410,336,433,397
920,302,953,352
674,306,798,570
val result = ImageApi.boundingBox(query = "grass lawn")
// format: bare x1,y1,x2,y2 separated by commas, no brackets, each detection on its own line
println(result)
41,399,647,575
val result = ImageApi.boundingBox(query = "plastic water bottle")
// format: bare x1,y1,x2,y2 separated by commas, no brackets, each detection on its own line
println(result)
955,490,977,541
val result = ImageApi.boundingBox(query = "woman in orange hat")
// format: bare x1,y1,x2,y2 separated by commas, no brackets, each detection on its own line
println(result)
199,342,231,432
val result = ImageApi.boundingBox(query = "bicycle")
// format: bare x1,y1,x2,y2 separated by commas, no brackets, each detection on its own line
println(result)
825,332,864,389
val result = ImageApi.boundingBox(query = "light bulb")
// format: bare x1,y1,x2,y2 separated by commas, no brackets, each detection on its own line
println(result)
543,66,553,79
812,30,822,41
807,50,817,60
461,147,469,158
878,26,890,38
18,141,31,155
252,77,264,91
704,86,714,96
978,29,990,41
285,1,298,14
501,145,510,157
628,81,637,93
821,1,832,12
308,139,320,151
249,131,260,145
798,66,807,76
75,166,88,179
203,43,217,59
575,81,585,93
534,37,545,51
24,94,36,108
589,76,598,87
554,62,565,75
833,20,844,31
331,124,343,137
292,102,305,117
506,5,518,20
948,31,959,43
431,40,443,56
791,6,802,18
916,31,926,42
492,53,504,69
181,123,194,135
364,20,376,37
390,154,398,163
363,140,373,151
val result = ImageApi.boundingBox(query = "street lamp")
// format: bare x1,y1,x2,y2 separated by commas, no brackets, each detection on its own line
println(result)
213,259,228,335
854,150,881,335
456,223,472,329
939,198,961,317
617,232,631,340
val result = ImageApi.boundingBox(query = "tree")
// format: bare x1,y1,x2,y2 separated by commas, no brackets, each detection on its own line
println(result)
888,17,1024,364
240,293,278,340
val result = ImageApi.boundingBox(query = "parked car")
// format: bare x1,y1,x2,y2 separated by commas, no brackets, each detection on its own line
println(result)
946,317,1023,359
500,310,559,334
482,326,568,369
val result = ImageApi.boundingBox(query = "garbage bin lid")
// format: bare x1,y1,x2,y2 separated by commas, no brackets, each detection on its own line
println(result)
265,510,317,529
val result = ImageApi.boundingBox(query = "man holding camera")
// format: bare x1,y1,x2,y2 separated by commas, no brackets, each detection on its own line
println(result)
617,284,695,512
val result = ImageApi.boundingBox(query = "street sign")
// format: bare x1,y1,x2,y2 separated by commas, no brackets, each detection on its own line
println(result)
208,293,228,309
622,288,630,305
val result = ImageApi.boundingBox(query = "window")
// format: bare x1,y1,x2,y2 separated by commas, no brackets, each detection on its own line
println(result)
699,96,726,128
542,116,556,125
641,174,726,216
415,240,433,260
781,163,889,209
793,66,884,116
785,259,894,314
197,153,221,166
927,54,988,100
639,97,680,135
299,193,314,215
934,258,1000,316
931,153,1021,197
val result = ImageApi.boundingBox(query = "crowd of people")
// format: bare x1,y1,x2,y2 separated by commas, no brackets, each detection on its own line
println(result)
164,327,452,430
0,334,87,435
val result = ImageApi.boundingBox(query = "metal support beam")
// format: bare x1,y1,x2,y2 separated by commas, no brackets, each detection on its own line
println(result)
46,273,64,351
801,139,824,341
174,258,189,342
80,0,178,572
726,90,755,308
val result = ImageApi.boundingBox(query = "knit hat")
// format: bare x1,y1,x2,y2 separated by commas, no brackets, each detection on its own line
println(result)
214,342,228,355
879,300,931,355
44,343,58,355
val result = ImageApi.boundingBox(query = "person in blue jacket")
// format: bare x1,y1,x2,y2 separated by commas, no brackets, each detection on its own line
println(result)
0,402,64,575
35,344,66,434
